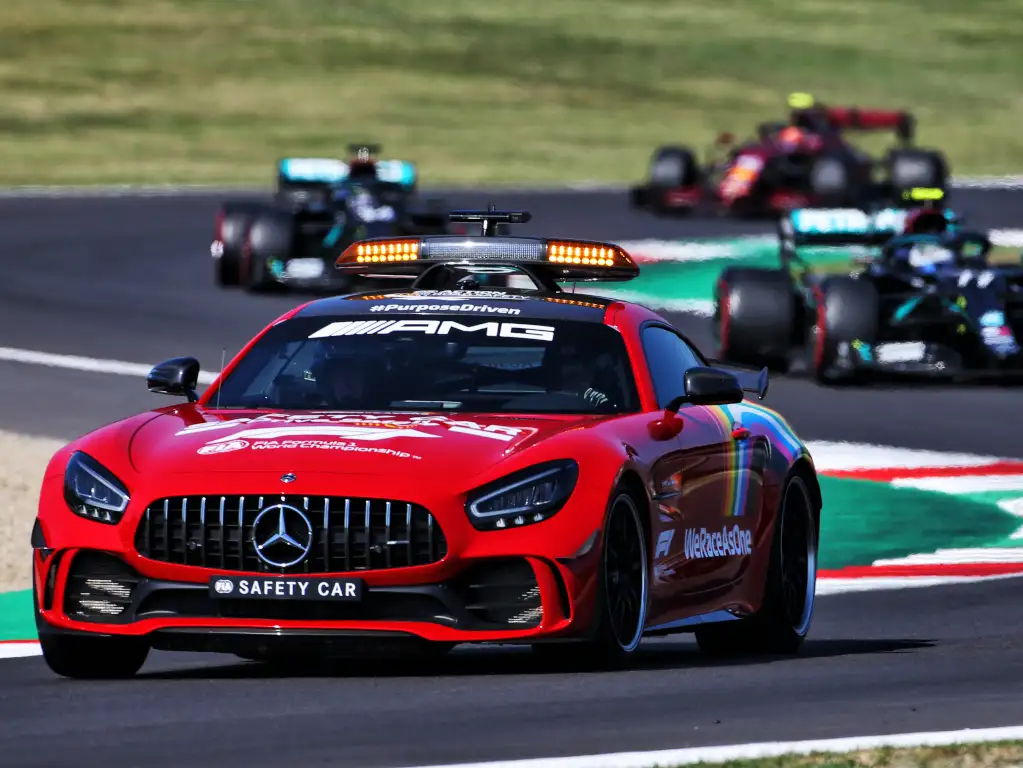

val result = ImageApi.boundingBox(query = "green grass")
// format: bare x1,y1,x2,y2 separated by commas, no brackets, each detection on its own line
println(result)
680,741,1023,768
2,0,1023,185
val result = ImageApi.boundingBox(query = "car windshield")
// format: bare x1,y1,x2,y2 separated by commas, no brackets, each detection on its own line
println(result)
207,314,640,414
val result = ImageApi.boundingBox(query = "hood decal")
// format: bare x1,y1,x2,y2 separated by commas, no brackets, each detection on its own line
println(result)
174,412,538,461
205,425,440,443
130,408,601,477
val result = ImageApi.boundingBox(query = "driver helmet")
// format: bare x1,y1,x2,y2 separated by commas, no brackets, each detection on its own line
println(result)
307,340,382,408
347,145,378,181
904,241,955,270
787,92,816,111
778,125,808,151
904,208,950,235
544,336,617,397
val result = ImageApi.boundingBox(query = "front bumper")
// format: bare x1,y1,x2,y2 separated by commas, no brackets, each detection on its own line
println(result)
32,500,600,651
35,548,584,644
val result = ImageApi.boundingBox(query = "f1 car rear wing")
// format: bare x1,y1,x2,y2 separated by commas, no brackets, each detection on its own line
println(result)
333,208,639,292
277,157,417,189
779,188,954,251
779,206,907,248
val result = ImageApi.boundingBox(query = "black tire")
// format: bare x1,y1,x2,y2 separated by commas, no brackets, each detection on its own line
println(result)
885,148,948,194
715,267,797,372
244,210,293,293
40,633,150,679
808,152,863,206
695,472,818,657
647,146,698,187
533,488,650,669
214,202,267,287
807,276,879,384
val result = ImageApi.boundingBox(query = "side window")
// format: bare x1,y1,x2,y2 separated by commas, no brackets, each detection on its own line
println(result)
641,326,704,408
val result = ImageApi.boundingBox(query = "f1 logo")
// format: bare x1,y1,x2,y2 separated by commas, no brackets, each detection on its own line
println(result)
655,530,674,558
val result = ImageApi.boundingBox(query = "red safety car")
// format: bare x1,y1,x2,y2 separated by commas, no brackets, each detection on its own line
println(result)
630,93,949,218
31,210,822,678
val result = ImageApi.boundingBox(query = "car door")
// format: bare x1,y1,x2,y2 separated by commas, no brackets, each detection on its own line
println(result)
639,324,738,610
701,398,769,588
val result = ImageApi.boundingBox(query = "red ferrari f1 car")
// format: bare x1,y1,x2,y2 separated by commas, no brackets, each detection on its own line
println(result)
630,93,949,218
32,210,821,678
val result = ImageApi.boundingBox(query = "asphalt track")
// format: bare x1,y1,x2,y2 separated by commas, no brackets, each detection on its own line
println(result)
2,186,1023,768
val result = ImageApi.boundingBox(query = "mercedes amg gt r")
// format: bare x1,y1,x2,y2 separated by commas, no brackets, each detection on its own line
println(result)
32,210,822,678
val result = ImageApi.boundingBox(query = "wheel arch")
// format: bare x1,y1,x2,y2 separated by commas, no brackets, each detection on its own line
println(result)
613,467,652,546
789,456,822,531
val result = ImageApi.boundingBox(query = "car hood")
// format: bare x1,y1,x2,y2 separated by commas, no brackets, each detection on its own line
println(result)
129,408,603,479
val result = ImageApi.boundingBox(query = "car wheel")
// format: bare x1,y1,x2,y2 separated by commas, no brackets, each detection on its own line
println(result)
536,490,650,669
695,474,818,657
40,633,150,679
807,277,879,384
214,202,267,287
715,268,795,372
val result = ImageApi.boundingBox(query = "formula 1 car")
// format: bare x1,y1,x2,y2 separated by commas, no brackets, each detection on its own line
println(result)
630,94,949,218
713,203,1023,383
211,144,457,293
32,209,822,679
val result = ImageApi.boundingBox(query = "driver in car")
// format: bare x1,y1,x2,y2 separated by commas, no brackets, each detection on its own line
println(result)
888,240,957,274
308,344,385,409
545,339,619,410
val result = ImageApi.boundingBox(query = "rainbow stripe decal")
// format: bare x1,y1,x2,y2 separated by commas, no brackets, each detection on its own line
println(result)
725,402,803,460
705,405,747,518
704,403,805,519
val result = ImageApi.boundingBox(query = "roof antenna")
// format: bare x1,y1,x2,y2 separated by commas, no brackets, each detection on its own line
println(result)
215,347,225,409
481,203,496,237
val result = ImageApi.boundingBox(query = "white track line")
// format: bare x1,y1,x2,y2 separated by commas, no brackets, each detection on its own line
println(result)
400,725,1023,768
0,642,41,659
0,346,218,385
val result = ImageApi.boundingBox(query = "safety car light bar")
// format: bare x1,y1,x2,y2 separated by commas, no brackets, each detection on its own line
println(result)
336,235,638,281
334,210,639,283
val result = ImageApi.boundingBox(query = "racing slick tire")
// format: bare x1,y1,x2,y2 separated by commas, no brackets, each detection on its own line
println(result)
214,202,266,287
808,152,864,206
632,146,700,214
807,276,880,384
714,268,797,372
694,472,818,657
533,486,649,669
244,209,294,293
648,146,698,187
39,633,150,679
884,148,948,195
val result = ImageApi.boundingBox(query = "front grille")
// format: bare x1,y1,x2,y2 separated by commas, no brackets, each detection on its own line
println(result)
63,551,140,623
134,495,448,574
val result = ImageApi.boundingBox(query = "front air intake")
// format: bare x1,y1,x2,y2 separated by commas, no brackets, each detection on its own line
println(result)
62,551,140,623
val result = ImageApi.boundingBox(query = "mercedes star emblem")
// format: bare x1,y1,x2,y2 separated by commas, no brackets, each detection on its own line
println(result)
281,472,296,483
251,504,313,569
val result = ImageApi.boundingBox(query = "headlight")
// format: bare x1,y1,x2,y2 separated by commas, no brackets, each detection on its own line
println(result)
465,460,578,531
63,452,130,524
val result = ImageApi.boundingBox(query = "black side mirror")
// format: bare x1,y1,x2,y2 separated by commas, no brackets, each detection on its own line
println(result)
147,357,200,403
665,367,744,412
